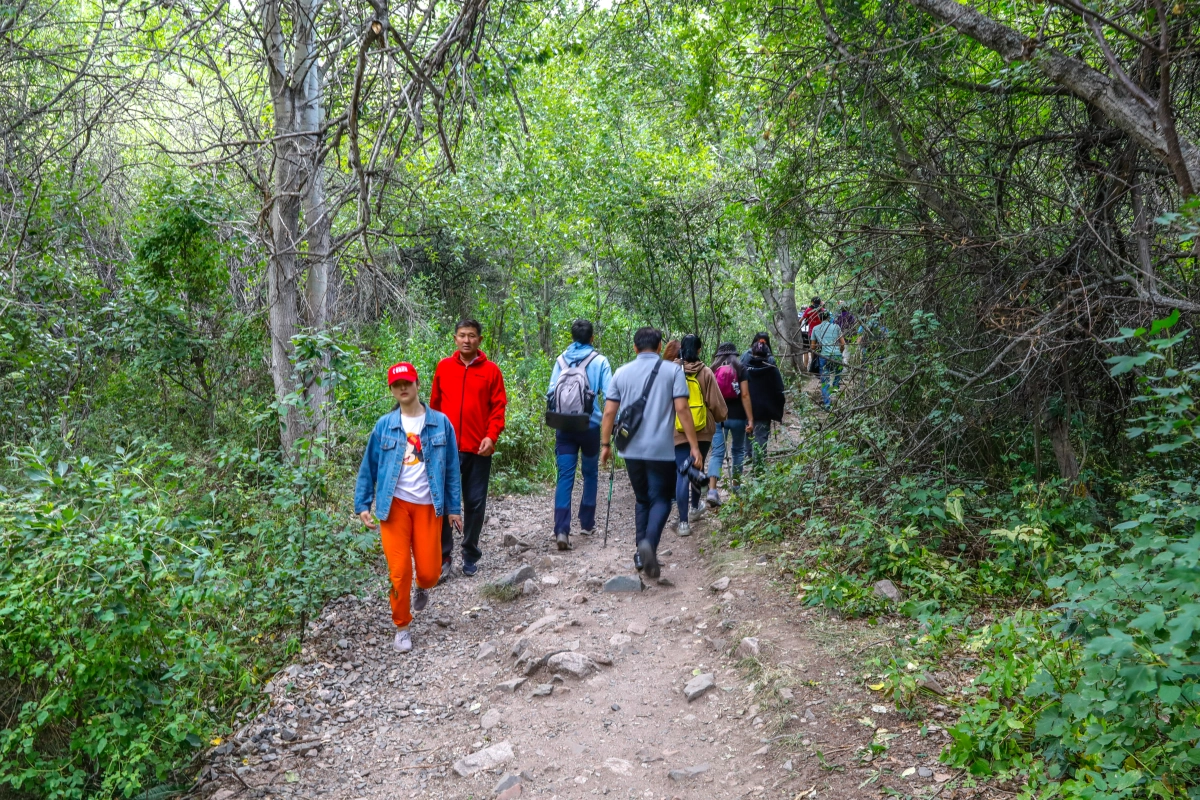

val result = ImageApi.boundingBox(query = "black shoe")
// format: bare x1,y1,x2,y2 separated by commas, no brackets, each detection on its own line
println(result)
556,533,571,551
637,540,659,579
439,561,452,584
413,588,428,612
633,549,644,572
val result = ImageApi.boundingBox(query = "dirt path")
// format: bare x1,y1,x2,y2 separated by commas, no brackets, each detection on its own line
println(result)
201,462,974,800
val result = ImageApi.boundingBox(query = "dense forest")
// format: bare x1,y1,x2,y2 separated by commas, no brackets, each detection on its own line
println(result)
2,0,1199,797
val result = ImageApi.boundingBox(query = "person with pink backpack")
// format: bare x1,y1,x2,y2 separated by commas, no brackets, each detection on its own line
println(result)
705,342,754,505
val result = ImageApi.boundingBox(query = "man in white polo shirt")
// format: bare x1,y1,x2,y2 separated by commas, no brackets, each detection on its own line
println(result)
600,327,702,580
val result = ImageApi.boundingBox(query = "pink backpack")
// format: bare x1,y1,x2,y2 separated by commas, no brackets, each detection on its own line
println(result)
714,364,739,399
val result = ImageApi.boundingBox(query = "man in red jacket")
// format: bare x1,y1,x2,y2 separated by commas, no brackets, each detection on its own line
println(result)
430,319,507,578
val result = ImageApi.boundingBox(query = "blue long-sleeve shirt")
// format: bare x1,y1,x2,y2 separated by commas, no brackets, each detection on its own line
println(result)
546,342,613,428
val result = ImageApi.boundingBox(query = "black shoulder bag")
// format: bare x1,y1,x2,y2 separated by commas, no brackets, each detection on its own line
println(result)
613,359,662,452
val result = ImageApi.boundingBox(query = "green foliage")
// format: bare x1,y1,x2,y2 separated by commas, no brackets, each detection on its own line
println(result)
0,442,374,799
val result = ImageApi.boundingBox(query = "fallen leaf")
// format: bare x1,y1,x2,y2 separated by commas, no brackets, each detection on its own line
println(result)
857,716,876,727
867,682,885,691
285,771,300,783
934,773,953,783
210,737,222,746
902,767,916,778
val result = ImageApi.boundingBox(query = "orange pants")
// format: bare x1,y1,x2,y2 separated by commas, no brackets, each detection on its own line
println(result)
379,499,443,628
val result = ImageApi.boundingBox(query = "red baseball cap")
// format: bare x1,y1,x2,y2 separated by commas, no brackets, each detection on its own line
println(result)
387,362,418,385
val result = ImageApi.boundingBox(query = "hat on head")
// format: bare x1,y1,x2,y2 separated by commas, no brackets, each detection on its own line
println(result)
387,362,418,385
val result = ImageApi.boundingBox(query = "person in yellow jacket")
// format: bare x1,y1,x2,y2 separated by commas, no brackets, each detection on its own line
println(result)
671,334,727,536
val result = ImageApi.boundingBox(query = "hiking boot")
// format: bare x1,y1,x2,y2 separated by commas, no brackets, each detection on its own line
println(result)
633,548,644,572
578,527,595,536
413,588,429,612
461,561,478,577
706,489,722,508
393,629,413,653
556,532,572,551
637,540,660,580
439,560,452,583
677,521,691,537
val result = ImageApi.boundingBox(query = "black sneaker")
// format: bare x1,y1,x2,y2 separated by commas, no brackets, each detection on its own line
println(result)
633,549,644,572
637,540,659,579
413,588,429,612
461,561,478,577
556,533,571,551
439,561,452,583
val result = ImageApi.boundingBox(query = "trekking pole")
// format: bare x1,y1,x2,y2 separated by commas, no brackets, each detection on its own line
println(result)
602,438,616,548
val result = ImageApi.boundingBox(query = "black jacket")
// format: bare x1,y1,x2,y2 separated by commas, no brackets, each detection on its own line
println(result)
745,357,785,422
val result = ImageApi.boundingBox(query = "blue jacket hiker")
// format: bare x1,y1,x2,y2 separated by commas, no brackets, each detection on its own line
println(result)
355,405,463,524
544,320,613,549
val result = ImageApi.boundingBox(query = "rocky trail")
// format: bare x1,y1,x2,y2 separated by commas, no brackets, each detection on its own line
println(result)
201,457,980,800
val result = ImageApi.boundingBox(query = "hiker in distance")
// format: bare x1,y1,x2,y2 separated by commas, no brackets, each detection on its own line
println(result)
799,297,824,373
741,331,777,366
354,363,463,653
672,334,727,536
600,327,702,580
430,319,507,579
706,342,754,503
744,338,786,470
810,307,848,410
544,319,613,551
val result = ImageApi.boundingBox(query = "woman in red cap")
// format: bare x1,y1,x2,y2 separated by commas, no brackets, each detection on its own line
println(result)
355,362,463,652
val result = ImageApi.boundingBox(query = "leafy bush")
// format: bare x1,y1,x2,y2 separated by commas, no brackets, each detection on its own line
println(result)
0,441,374,799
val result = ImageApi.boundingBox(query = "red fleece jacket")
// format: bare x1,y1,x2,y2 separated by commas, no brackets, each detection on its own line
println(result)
429,350,507,454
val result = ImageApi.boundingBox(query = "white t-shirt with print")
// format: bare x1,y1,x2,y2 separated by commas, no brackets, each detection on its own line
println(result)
393,413,432,504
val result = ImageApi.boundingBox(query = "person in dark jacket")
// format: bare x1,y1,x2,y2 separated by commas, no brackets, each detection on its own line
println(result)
744,340,785,469
740,332,778,367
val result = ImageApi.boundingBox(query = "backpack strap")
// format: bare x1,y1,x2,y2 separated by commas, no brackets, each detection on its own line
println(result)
557,355,571,371
578,351,599,369
639,359,662,403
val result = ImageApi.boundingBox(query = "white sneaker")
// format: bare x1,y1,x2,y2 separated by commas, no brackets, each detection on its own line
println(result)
677,521,691,537
688,507,705,523
393,629,412,653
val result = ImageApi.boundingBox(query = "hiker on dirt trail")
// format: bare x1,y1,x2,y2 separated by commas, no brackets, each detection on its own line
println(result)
799,297,824,372
354,363,463,654
544,319,613,551
600,326,702,580
670,334,727,537
810,307,847,410
741,332,777,367
429,319,507,579
744,339,785,470
706,342,754,504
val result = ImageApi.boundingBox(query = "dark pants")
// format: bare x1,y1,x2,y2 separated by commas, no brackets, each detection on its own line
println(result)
674,441,711,522
745,421,771,469
624,458,676,556
442,452,491,565
554,427,601,534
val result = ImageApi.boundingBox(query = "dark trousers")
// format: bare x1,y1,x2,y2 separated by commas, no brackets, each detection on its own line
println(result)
674,441,711,522
554,427,601,534
624,458,676,555
442,452,491,565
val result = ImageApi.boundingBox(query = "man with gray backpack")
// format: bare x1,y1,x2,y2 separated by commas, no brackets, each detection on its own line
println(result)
545,319,613,550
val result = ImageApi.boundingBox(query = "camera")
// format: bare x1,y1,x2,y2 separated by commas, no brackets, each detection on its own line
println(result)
678,460,708,491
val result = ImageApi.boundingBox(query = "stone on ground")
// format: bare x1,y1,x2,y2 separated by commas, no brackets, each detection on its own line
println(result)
736,637,760,658
873,579,902,602
480,708,502,731
496,677,526,693
547,651,597,678
453,740,514,777
521,578,539,595
603,575,642,592
683,672,715,701
494,773,523,796
710,576,730,591
668,763,711,780
499,564,536,587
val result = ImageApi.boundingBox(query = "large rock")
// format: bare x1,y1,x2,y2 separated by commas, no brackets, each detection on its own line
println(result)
494,773,523,796
683,672,716,702
499,564,536,587
502,533,532,549
495,678,526,693
453,741,514,777
547,651,597,678
480,708,502,731
736,637,760,658
710,577,730,591
873,579,902,603
477,640,498,660
668,763,711,781
603,575,643,593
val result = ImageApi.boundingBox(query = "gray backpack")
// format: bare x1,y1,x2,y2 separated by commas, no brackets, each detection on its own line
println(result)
545,351,599,432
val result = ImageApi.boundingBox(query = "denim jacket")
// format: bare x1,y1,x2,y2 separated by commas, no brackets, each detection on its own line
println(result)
354,406,463,522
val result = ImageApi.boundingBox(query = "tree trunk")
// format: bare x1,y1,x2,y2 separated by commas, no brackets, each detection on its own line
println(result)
906,0,1200,193
264,0,330,454
749,229,804,373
